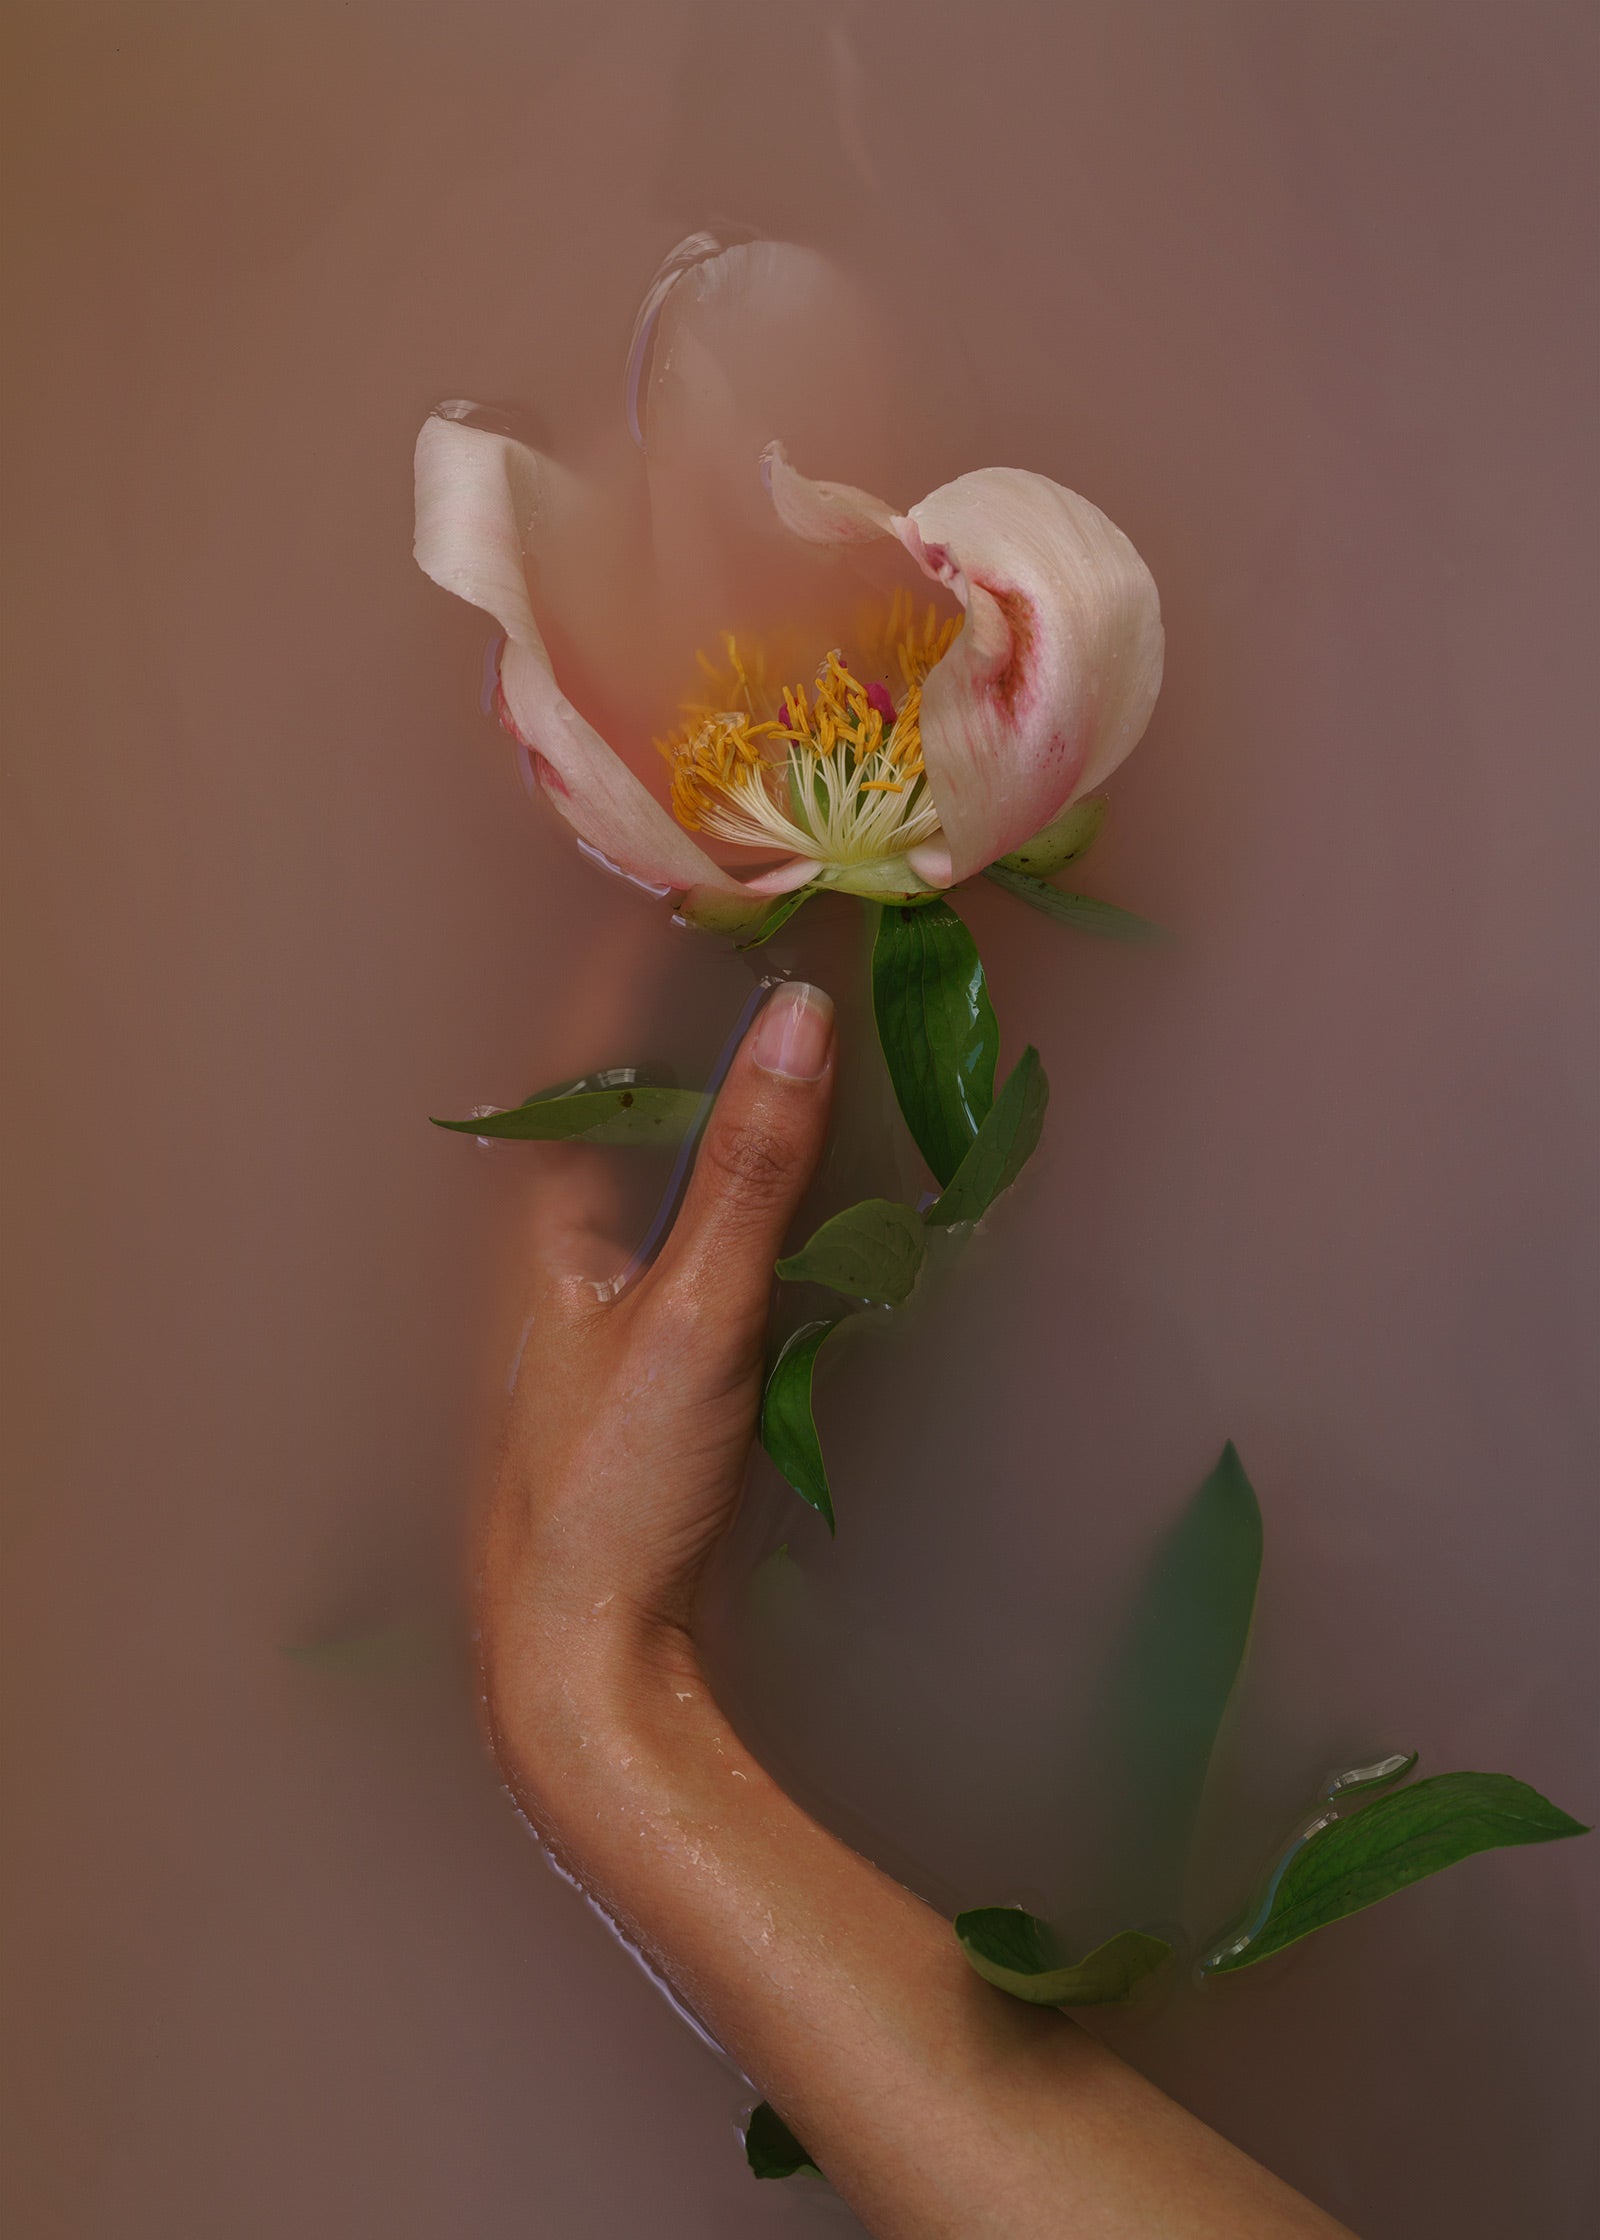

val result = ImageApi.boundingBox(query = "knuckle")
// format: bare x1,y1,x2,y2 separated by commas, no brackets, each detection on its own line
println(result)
701,1116,794,1200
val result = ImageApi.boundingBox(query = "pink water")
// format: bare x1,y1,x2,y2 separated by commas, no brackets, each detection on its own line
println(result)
3,3,1597,2234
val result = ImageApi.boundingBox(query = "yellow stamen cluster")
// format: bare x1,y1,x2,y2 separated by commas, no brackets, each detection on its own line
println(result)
657,602,961,870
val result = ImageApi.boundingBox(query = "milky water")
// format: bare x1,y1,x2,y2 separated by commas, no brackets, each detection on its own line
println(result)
3,3,1597,2235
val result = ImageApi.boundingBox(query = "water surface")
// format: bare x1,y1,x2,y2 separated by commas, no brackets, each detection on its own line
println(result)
3,3,1596,2234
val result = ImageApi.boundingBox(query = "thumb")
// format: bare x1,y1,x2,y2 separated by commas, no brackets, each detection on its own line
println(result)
653,981,836,1326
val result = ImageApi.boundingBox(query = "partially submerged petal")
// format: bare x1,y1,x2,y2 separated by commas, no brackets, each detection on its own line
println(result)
637,241,896,647
903,471,1164,882
414,410,743,897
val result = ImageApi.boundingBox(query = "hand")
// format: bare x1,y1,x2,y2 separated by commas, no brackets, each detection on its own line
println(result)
470,972,1349,2240
477,979,836,1754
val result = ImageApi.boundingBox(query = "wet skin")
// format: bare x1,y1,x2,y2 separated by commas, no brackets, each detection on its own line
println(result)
478,980,1354,2240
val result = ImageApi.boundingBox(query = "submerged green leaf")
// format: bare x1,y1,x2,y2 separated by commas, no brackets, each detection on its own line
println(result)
1094,1443,1263,1919
744,2102,819,2180
926,1046,1049,1227
777,1198,926,1307
955,1907,1172,2006
1204,1771,1589,1973
872,900,999,1185
285,1623,445,1676
761,1318,843,1531
984,862,1166,942
431,1084,703,1144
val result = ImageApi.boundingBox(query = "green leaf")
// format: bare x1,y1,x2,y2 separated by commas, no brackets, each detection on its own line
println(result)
872,899,999,1186
744,2102,819,2180
1096,1443,1263,1917
926,1046,1049,1227
955,1907,1172,2006
777,1198,926,1307
761,1318,843,1532
1204,1772,1590,1974
431,1085,703,1144
984,862,1166,942
732,886,818,950
998,796,1108,876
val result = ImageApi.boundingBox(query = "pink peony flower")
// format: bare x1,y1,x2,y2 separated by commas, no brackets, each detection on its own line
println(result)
414,238,1164,935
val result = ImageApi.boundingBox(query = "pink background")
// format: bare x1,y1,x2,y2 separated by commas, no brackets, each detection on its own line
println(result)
4,2,1596,2234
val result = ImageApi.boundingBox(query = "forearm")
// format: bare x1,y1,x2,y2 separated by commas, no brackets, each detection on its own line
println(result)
486,1603,1349,2240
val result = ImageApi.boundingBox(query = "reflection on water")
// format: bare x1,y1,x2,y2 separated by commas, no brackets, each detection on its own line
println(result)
3,3,1596,2237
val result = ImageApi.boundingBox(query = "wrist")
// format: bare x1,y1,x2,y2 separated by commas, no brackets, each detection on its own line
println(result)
479,1586,709,1811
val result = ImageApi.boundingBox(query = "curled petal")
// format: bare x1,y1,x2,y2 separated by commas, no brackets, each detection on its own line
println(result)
904,471,1164,882
414,411,743,897
763,454,1164,885
762,441,898,547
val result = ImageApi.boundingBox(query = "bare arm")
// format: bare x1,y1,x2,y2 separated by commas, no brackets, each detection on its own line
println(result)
479,979,1351,2240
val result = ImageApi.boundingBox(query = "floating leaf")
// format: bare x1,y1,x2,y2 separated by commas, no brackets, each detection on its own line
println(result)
998,796,1108,876
1203,1771,1589,1974
926,1046,1049,1227
872,900,999,1185
777,1198,926,1307
1095,1443,1263,1918
761,1318,843,1531
733,887,819,950
984,863,1166,942
744,2102,819,2180
955,1907,1172,2007
431,1084,704,1144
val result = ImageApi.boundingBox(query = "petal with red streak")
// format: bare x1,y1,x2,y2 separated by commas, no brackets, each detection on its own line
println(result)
902,470,1164,882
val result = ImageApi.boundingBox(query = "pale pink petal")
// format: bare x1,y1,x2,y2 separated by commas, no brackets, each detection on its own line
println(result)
902,470,1164,882
414,410,743,897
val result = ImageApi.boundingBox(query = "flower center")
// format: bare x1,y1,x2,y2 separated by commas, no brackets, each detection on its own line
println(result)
657,597,959,869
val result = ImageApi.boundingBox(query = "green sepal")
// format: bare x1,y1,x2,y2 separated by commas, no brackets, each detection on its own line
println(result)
1203,1771,1589,1974
761,1318,843,1532
431,1084,704,1143
776,1198,926,1307
731,886,819,950
871,899,999,1186
926,1046,1049,1227
955,1907,1173,2006
743,2101,819,2180
998,796,1108,876
984,862,1166,942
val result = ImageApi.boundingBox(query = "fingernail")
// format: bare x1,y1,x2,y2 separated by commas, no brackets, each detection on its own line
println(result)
752,981,833,1080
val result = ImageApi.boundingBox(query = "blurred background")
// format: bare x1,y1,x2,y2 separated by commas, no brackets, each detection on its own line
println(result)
2,2,1596,2234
